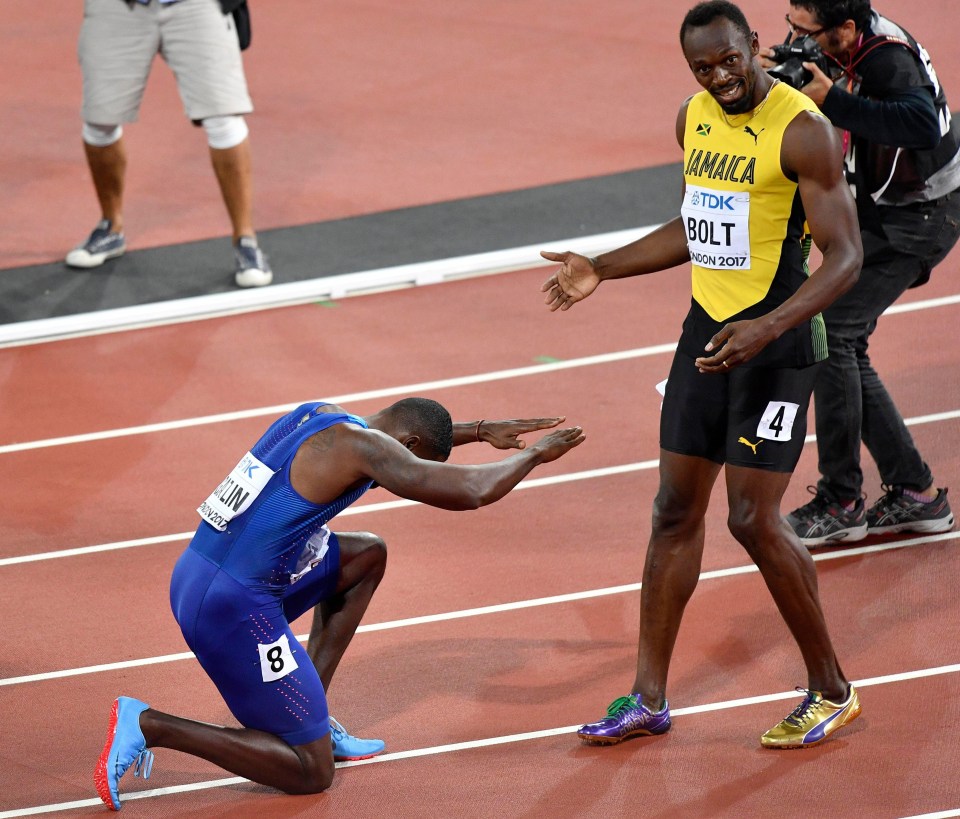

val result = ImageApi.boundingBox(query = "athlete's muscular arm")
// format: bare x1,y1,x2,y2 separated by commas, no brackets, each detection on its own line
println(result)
694,111,862,371
539,103,693,312
291,422,585,510
348,424,585,510
451,417,565,449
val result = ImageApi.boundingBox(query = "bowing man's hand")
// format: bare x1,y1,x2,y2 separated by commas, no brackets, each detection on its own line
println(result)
478,417,566,450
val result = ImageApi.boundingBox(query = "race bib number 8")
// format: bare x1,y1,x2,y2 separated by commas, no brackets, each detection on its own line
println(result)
258,634,299,683
197,451,275,531
757,401,800,441
681,185,751,270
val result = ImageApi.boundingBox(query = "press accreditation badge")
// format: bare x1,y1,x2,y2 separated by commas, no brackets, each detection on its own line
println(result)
197,451,275,531
681,185,751,270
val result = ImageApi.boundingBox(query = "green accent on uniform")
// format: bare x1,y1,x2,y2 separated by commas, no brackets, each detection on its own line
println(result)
696,123,712,136
801,235,827,360
535,355,563,364
801,235,813,276
314,300,339,308
811,312,828,362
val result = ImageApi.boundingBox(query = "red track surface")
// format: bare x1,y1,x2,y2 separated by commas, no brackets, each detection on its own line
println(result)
2,1,960,817
2,262,959,817
1,0,955,267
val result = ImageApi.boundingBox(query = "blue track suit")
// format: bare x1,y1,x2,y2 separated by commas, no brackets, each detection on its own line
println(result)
170,403,372,745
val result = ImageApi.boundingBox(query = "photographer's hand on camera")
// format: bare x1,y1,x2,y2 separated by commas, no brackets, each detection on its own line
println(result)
796,61,834,106
757,47,779,71
762,35,838,98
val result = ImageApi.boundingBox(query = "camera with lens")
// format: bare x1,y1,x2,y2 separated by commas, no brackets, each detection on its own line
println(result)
766,35,832,90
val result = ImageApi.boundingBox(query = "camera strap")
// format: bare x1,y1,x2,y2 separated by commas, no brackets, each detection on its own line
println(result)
844,33,913,78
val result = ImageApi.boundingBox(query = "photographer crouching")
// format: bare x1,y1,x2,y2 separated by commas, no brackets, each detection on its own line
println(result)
761,1,959,546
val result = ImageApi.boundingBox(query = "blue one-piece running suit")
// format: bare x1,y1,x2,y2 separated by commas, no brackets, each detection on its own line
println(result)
169,402,373,746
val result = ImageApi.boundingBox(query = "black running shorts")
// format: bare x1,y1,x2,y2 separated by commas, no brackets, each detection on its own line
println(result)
659,351,820,472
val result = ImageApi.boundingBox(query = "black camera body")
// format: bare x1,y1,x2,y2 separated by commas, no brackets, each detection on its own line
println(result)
767,35,832,89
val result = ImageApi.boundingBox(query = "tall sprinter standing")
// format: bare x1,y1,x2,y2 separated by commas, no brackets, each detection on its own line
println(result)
541,0,865,749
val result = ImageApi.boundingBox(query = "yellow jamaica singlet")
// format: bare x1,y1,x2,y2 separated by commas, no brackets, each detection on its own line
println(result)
679,80,828,367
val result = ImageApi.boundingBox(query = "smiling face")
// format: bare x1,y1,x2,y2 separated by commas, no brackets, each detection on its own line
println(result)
681,17,765,115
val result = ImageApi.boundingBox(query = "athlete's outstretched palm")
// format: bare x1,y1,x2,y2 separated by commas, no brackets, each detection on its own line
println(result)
540,250,601,311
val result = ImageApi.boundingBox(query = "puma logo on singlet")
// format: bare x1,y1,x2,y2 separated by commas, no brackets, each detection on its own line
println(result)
737,436,762,455
744,126,765,144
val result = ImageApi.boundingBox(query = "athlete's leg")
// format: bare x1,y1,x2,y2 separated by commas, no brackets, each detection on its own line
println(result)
277,530,386,760
724,465,847,699
631,451,722,708
304,531,387,690
138,710,334,794
107,548,339,798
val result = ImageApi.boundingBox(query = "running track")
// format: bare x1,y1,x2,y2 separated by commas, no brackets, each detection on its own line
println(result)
2,258,959,817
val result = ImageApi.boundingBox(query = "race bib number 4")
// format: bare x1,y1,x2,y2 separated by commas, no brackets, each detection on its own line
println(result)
197,451,275,531
757,401,800,441
681,185,751,270
258,633,299,683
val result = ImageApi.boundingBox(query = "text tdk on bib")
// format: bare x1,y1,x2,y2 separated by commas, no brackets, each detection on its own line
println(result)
197,451,275,531
681,185,751,270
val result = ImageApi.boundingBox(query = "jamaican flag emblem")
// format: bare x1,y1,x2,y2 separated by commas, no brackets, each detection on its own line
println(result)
696,122,711,136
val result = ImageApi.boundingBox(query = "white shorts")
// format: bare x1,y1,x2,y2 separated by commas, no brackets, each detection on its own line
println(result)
78,0,253,124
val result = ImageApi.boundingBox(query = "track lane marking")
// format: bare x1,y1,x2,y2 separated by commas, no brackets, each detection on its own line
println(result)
0,346,676,454
2,659,958,817
4,283,959,454
2,530,956,688
2,402,956,567
0,226,661,349
0,461,656,567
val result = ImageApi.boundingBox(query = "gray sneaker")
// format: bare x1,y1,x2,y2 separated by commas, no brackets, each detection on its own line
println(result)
786,487,868,548
866,486,954,535
66,219,126,268
234,236,273,287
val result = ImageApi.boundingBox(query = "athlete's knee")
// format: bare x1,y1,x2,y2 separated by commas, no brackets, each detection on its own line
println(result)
82,122,122,147
357,531,386,556
362,533,388,579
727,497,780,552
340,531,387,582
288,742,335,794
296,765,334,794
202,115,249,149
651,488,702,540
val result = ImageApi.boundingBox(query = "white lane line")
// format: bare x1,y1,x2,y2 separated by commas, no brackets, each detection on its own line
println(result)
4,287,959,455
0,461,658,568
0,226,660,349
799,407,960,443
2,660,958,817
0,532,196,567
1,224,956,352
4,400,958,568
2,530,956,688
884,293,960,314
0,345,676,454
